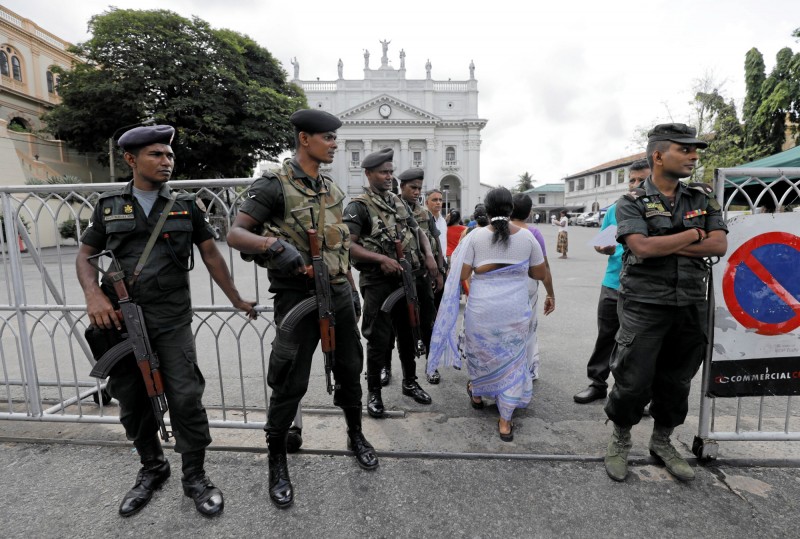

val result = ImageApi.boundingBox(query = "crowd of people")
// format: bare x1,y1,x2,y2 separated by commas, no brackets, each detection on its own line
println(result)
77,112,725,516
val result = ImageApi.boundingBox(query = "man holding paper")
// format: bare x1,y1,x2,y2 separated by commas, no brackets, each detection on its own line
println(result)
573,159,649,404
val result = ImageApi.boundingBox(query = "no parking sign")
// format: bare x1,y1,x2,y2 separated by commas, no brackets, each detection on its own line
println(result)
710,213,800,397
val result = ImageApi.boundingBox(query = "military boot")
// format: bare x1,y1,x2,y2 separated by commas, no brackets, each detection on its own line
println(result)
119,437,171,517
343,407,379,470
366,374,385,418
266,430,293,509
649,424,695,481
181,449,224,517
604,423,632,482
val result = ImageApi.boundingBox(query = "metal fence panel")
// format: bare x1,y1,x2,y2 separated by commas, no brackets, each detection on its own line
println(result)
693,168,800,459
0,179,277,432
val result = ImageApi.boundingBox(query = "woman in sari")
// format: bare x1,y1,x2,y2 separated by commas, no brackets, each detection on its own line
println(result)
428,187,546,441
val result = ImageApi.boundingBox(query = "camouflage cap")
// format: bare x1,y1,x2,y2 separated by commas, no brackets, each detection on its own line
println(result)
647,123,708,148
117,125,175,151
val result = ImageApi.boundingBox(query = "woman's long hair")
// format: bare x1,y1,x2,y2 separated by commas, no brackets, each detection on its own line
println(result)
485,187,513,245
447,209,462,227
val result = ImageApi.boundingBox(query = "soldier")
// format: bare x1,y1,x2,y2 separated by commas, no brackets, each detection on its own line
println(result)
604,124,728,482
397,167,445,384
344,149,439,418
77,125,256,518
226,109,378,509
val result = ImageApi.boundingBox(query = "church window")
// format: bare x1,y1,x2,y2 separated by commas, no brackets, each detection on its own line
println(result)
11,56,22,81
47,71,55,93
445,146,456,165
0,52,8,76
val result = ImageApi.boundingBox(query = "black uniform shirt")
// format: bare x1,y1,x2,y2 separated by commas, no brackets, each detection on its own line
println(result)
81,181,214,326
615,177,727,306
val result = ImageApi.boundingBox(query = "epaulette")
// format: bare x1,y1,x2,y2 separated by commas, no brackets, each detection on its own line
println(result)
97,189,126,200
623,187,646,201
686,181,714,197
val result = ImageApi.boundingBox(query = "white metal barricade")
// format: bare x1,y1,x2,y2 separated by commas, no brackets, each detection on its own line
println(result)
693,167,800,458
0,179,277,432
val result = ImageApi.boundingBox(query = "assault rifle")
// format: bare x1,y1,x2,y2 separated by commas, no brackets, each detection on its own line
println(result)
87,250,171,442
379,222,426,357
278,206,338,394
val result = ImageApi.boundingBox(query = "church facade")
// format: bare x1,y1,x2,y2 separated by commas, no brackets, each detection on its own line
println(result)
293,41,488,214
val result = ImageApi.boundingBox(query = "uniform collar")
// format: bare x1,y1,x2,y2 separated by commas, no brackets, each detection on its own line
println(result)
288,157,322,189
641,177,688,198
122,180,172,199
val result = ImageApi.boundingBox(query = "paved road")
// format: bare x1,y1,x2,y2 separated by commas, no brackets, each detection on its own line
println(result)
2,223,799,537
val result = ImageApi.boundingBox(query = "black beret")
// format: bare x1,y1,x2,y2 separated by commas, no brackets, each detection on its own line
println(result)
397,167,424,183
361,147,394,169
117,125,175,150
647,123,708,148
290,109,342,133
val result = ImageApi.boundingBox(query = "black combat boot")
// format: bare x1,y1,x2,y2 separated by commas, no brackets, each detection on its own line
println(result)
287,425,303,453
119,437,171,517
181,450,224,517
366,374,385,418
343,407,379,470
266,430,293,509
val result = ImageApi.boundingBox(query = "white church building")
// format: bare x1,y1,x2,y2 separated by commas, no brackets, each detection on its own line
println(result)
292,41,488,214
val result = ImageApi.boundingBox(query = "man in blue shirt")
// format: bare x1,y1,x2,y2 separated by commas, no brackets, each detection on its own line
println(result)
573,159,650,404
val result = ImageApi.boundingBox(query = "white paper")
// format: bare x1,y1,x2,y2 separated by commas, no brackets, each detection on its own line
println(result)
589,225,617,247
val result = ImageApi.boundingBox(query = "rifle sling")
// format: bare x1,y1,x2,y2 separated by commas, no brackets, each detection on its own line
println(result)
129,192,178,287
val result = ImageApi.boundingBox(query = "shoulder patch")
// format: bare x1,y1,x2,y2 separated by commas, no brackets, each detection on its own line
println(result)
624,187,646,201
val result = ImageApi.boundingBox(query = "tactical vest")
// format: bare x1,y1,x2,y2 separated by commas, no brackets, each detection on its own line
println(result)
352,188,421,270
255,159,350,278
410,202,439,260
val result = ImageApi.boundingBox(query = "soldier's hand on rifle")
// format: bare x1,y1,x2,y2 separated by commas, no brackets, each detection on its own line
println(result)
86,289,122,330
268,239,305,274
379,255,403,275
352,290,362,319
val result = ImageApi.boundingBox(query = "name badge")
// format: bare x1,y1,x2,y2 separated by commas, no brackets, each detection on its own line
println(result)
104,214,135,221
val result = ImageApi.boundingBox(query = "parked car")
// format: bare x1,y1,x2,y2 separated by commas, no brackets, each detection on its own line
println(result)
584,212,601,227
567,212,581,225
576,212,592,226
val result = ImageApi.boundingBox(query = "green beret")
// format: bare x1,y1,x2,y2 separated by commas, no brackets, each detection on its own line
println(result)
361,148,394,169
397,167,424,183
117,125,175,150
289,109,342,133
647,123,708,148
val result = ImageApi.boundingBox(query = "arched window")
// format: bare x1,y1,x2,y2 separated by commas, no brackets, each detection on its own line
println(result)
47,71,55,93
445,146,456,162
11,56,21,81
0,52,8,76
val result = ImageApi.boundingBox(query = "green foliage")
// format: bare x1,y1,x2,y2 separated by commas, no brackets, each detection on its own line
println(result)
747,47,800,153
43,8,306,179
26,175,84,185
743,48,766,126
58,218,90,242
515,171,534,193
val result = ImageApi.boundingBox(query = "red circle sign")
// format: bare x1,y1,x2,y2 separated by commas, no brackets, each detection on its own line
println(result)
722,231,800,336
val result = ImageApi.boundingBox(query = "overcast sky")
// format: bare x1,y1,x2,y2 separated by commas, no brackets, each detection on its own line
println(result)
4,0,798,187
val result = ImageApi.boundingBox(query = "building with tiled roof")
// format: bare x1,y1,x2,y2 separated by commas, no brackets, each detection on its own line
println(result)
562,151,647,212
520,183,565,222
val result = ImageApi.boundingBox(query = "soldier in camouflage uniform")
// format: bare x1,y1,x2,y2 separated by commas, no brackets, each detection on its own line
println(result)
344,149,440,418
227,110,378,509
397,167,445,384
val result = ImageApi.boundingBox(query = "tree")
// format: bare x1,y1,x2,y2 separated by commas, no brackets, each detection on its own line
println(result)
44,8,306,179
515,171,534,193
748,47,800,154
743,48,766,128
